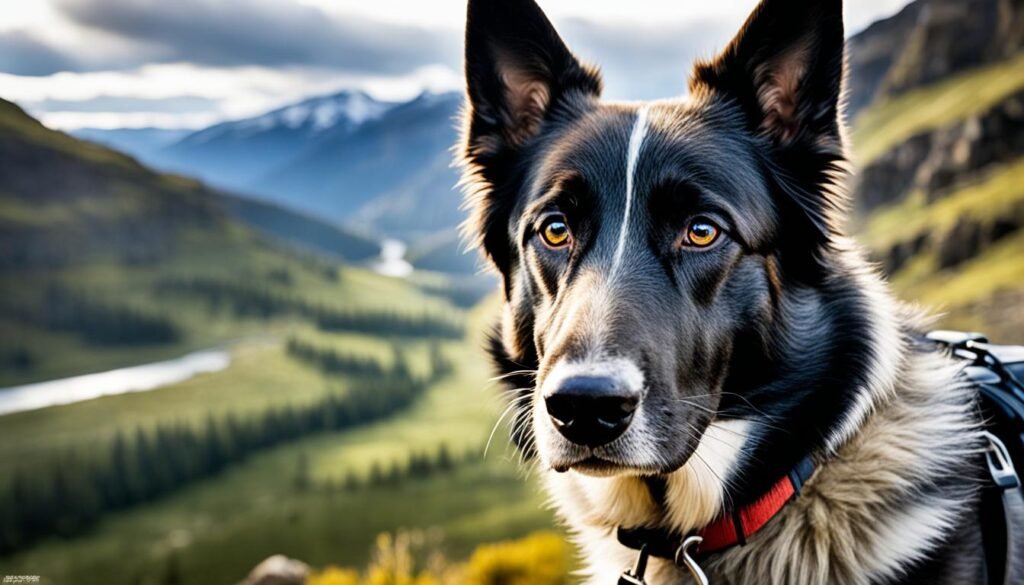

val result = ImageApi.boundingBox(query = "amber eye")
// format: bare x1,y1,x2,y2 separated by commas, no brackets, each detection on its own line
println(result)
683,220,720,248
539,215,571,248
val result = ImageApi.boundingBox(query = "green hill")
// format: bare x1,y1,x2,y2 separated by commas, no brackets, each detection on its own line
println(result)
0,98,453,386
850,55,1024,342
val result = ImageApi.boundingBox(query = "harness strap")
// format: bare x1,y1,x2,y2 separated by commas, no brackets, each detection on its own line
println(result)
981,431,1024,585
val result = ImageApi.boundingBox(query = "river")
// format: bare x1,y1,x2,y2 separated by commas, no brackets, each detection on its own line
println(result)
0,349,231,416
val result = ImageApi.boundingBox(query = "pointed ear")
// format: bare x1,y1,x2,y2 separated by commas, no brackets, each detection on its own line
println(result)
463,0,601,166
691,0,845,151
461,0,601,277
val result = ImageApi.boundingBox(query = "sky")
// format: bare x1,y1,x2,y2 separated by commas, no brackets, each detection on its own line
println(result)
0,0,914,130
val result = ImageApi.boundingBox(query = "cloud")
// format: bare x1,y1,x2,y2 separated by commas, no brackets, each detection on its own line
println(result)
26,94,221,113
1,62,462,129
53,0,459,75
0,30,78,76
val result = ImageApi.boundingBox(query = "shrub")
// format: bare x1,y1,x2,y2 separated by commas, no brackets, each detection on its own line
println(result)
307,531,570,585
461,532,569,585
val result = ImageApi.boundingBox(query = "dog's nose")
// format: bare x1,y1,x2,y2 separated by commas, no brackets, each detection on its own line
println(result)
544,376,639,447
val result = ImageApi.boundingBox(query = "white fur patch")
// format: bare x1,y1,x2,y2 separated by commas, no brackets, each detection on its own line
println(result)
610,106,650,277
663,419,750,532
863,499,961,581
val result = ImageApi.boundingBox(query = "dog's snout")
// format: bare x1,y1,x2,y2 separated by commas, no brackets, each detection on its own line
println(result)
544,376,639,447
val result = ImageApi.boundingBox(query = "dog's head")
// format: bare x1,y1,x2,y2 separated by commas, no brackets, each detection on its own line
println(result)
461,0,880,484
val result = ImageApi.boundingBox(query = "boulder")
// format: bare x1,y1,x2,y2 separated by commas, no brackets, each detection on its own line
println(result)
238,555,310,585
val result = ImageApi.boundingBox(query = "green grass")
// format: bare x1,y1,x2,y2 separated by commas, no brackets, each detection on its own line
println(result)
858,157,1024,251
0,95,552,585
0,341,324,476
305,339,507,481
852,53,1024,166
0,446,551,585
852,157,1024,343
0,226,456,387
890,229,1024,311
0,298,554,585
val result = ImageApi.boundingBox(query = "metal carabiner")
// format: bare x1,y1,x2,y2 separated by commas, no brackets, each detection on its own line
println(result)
618,544,650,584
674,535,710,585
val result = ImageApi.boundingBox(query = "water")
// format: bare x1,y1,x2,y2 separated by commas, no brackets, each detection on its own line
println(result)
371,238,413,278
0,349,231,416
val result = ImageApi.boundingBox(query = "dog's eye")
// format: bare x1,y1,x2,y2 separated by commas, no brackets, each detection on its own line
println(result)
539,215,571,249
681,219,721,248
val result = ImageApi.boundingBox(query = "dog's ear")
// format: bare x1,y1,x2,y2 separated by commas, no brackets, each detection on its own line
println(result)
690,0,845,150
463,0,601,161
692,0,847,246
461,0,601,276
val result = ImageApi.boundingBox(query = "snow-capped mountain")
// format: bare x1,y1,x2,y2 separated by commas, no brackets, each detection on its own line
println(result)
186,90,392,146
144,90,398,192
81,89,466,243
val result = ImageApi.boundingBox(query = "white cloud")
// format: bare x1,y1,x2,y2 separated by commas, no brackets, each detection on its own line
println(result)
6,62,462,129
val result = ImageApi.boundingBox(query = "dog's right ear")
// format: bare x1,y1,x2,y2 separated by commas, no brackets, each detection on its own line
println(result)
461,0,601,276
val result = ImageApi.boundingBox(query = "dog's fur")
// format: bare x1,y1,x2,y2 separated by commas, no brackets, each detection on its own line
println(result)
458,0,988,583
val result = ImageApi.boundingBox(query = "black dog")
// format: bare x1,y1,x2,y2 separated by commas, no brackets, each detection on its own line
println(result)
459,0,1005,583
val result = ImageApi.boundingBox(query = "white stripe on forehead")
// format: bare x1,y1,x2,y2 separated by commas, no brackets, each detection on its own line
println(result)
610,105,650,277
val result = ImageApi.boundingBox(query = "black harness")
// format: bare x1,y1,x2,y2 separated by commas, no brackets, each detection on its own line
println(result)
930,331,1024,585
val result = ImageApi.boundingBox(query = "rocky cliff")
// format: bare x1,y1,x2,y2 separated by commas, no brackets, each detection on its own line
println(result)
847,0,1022,116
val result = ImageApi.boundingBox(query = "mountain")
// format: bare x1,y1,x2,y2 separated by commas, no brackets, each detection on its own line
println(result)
0,97,444,384
220,193,379,262
90,91,462,243
256,91,463,241
72,127,190,162
153,90,397,193
846,0,1023,117
846,0,1024,343
0,100,223,271
66,111,384,264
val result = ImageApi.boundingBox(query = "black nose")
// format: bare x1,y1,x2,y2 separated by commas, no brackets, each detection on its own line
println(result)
544,376,639,447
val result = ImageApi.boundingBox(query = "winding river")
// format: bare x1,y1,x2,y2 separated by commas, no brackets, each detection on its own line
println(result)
0,349,231,416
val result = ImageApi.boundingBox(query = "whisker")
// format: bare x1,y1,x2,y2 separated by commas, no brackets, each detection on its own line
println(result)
484,398,529,457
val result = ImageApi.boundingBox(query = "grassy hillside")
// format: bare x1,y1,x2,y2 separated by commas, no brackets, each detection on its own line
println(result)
0,297,553,585
851,53,1024,165
219,192,381,264
851,58,1024,342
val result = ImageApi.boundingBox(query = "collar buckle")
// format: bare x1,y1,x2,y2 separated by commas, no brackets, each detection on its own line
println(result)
674,535,710,585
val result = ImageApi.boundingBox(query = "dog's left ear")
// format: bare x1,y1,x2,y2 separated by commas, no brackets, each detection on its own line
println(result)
691,0,845,151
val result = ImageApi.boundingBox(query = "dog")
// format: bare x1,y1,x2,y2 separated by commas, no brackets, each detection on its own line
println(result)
458,0,1002,583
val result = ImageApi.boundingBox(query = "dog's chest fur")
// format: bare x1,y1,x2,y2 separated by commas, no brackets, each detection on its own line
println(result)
545,346,983,585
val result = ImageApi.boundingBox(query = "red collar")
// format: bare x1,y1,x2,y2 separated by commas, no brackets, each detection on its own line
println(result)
617,456,817,560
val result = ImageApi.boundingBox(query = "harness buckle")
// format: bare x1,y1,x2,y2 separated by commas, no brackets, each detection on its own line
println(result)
618,544,650,585
983,431,1021,490
674,535,710,585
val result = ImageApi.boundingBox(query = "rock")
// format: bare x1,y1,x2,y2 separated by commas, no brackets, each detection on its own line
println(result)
239,555,310,585
846,0,1022,118
854,89,1024,212
846,1,924,116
